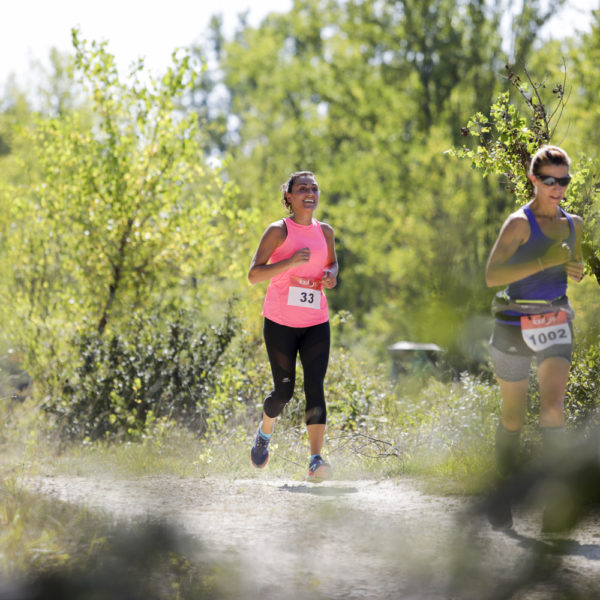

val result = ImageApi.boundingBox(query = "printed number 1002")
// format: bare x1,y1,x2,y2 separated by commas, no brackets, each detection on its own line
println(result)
524,328,567,347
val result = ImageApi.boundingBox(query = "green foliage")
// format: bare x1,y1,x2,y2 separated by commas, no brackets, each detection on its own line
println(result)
1,0,599,471
4,0,593,378
198,1,597,369
45,310,236,442
0,29,253,392
566,338,600,427
326,346,388,431
395,373,501,453
209,330,274,431
567,9,600,150
451,64,569,202
562,154,600,285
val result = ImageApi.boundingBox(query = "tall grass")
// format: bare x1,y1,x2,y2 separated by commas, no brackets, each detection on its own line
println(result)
1,343,503,492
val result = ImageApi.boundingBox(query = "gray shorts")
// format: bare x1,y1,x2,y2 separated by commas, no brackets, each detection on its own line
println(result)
488,320,573,382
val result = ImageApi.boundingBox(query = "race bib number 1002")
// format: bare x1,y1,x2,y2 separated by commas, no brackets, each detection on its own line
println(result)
287,276,321,310
520,311,571,352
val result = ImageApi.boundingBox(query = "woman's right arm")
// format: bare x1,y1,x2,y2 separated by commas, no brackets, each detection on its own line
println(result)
485,213,570,287
248,222,310,285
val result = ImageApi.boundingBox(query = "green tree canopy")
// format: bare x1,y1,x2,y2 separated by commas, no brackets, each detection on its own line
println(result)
0,30,253,374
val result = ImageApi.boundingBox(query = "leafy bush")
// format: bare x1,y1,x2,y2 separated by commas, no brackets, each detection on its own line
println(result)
566,336,600,427
44,310,236,442
0,352,32,401
391,373,501,456
209,329,274,432
326,346,389,431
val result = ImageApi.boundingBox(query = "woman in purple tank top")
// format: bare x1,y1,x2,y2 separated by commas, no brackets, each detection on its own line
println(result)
247,171,338,482
484,145,585,529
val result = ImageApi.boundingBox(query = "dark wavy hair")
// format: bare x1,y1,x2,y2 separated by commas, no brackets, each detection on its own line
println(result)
281,171,316,213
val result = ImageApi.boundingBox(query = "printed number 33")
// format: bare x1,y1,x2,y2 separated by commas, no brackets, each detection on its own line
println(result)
288,284,321,309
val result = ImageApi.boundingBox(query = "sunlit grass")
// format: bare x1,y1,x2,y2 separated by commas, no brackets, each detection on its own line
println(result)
0,476,107,576
1,370,502,493
0,475,233,598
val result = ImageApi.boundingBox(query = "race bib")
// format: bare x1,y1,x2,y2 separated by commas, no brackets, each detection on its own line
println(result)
287,276,322,309
520,311,571,352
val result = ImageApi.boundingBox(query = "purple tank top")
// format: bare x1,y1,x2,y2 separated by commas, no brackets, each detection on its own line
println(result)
506,204,575,302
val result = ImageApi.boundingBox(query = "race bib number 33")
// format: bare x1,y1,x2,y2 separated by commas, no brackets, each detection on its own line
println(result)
288,276,322,309
520,311,571,352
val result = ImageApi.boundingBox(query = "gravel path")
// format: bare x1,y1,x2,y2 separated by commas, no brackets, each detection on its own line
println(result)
27,474,600,599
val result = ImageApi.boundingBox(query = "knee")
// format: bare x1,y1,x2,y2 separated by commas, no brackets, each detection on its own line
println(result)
305,405,326,426
540,402,565,427
500,394,528,431
501,405,527,431
501,414,526,431
304,374,325,400
263,382,294,418
539,389,565,425
264,395,291,418
304,383,326,425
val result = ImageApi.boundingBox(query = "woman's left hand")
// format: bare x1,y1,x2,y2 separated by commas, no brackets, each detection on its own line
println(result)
322,269,337,289
566,260,585,282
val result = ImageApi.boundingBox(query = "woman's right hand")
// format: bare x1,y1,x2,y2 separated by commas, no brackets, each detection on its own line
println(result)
289,247,311,266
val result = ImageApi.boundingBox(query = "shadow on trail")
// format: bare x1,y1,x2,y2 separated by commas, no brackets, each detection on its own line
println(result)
278,483,359,496
475,425,600,534
439,509,600,600
454,425,600,599
503,528,600,561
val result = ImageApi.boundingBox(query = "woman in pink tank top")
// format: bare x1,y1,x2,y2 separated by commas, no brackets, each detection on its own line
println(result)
248,171,338,481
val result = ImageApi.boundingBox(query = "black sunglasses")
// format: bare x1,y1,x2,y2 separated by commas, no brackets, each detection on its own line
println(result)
535,173,572,187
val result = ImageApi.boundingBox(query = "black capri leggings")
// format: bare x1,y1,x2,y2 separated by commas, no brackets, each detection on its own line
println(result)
262,317,330,425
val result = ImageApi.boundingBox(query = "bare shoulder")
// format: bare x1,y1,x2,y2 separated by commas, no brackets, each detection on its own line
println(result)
319,221,335,239
568,212,584,232
262,219,288,243
499,208,530,242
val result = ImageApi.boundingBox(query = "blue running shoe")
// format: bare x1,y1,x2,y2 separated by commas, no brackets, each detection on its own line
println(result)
307,455,332,482
250,430,270,468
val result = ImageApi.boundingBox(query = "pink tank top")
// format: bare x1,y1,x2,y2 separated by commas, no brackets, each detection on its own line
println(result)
262,217,330,327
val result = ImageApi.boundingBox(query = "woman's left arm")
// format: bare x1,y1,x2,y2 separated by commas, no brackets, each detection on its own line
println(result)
566,215,585,282
321,223,338,289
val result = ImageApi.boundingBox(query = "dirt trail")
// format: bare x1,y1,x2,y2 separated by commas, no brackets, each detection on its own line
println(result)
27,474,600,599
